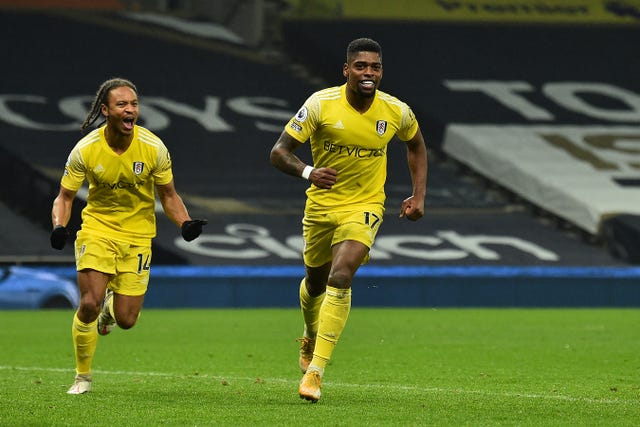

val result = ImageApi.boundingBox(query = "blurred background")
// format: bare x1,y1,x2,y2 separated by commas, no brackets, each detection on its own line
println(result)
1,0,639,307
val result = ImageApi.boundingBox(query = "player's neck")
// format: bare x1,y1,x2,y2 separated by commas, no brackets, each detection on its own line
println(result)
104,126,133,154
346,89,374,114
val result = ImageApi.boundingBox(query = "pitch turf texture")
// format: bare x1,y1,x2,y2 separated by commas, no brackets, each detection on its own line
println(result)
0,309,638,426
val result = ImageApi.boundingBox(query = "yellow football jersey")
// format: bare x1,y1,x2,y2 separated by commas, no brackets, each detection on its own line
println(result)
285,84,419,214
61,125,173,245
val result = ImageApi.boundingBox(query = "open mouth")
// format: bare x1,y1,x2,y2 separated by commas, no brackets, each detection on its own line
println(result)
123,117,135,130
360,80,375,89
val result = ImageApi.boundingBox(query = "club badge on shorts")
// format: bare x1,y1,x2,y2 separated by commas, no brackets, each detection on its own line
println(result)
133,162,145,175
376,120,387,136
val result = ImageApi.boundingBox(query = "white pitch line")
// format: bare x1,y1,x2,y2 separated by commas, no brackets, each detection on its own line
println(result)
1,365,636,406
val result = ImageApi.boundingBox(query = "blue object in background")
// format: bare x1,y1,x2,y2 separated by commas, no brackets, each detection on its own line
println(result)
0,266,79,309
42,265,640,308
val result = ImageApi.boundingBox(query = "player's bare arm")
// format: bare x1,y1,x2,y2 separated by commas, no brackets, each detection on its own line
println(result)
157,180,207,242
399,127,427,221
51,186,77,228
156,180,191,227
270,131,338,189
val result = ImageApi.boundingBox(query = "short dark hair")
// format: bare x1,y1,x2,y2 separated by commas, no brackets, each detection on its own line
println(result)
346,38,382,62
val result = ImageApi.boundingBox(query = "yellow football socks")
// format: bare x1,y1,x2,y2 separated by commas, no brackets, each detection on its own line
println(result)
71,312,98,376
309,285,352,372
299,278,325,339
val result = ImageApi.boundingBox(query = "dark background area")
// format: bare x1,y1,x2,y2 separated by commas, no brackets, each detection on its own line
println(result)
0,7,637,266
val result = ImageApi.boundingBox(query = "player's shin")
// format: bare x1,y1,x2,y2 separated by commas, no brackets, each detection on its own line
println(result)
309,286,351,373
299,278,325,339
71,312,98,375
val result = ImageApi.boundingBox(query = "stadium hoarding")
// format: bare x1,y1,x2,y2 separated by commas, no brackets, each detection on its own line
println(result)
151,211,627,266
284,0,640,24
40,263,640,307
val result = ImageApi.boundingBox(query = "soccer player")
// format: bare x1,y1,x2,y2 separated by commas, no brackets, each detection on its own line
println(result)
270,38,427,402
50,78,207,394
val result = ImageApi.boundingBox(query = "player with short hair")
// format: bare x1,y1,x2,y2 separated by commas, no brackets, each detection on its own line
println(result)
270,38,427,402
51,77,207,394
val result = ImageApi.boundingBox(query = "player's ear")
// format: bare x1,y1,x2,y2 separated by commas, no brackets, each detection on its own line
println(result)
100,104,108,117
343,63,349,78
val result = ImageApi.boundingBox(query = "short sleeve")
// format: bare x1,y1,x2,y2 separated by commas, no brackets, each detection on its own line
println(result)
60,148,86,191
153,141,174,186
283,93,320,143
397,103,419,142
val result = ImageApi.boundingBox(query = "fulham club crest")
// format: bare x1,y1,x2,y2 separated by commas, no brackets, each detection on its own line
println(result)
376,120,387,136
133,162,144,175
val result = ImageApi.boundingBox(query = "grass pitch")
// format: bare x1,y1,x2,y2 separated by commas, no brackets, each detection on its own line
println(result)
0,308,638,426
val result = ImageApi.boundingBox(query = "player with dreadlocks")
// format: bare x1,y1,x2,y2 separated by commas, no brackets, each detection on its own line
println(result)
80,78,138,130
50,77,208,394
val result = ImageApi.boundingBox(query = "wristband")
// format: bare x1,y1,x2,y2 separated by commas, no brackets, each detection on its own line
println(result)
301,165,314,180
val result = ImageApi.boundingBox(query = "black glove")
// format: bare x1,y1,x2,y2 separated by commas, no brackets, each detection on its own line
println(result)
181,219,207,242
50,225,69,250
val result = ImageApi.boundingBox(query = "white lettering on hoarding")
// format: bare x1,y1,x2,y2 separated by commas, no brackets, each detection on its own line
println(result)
174,224,559,261
444,81,640,122
542,83,640,122
2,82,638,133
444,81,554,120
0,95,295,132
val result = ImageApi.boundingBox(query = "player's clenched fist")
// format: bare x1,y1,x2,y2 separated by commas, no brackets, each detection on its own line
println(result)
399,196,425,221
181,219,208,242
50,225,69,250
309,167,338,189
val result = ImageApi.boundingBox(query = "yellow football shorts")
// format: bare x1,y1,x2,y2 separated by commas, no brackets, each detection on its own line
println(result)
302,209,384,268
75,231,152,296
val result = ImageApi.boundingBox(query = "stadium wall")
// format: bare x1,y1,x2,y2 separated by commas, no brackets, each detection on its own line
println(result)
41,265,640,308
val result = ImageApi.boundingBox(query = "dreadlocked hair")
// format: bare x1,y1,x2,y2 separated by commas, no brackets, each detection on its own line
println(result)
81,78,138,131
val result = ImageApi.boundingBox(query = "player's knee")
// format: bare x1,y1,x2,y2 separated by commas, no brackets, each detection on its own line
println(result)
327,270,353,289
77,297,101,322
115,311,140,329
116,316,137,330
